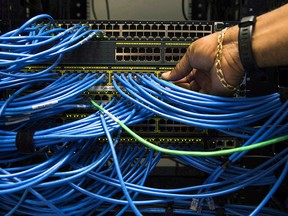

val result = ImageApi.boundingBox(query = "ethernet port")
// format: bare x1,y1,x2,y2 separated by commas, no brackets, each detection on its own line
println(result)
131,55,137,61
226,140,235,147
114,32,119,37
165,56,172,61
149,126,155,131
154,56,160,61
152,24,158,30
183,32,188,38
173,56,179,61
137,24,143,30
159,119,166,125
137,32,144,37
167,127,173,132
159,126,166,131
99,24,105,30
144,24,150,30
175,25,181,30
146,56,153,61
183,25,189,30
154,48,160,53
94,95,101,100
190,25,197,31
159,24,165,30
149,119,155,124
102,95,109,100
131,47,138,53
146,47,152,53
172,48,179,53
216,140,224,148
188,127,194,132
159,32,165,37
124,47,130,53
180,48,187,53
190,32,196,38
181,127,188,132
130,32,136,37
114,24,120,30
152,32,158,37
139,56,145,61
116,55,123,61
106,32,112,37
168,25,174,30
124,55,130,61
139,47,145,53
175,32,181,38
167,119,173,125
205,25,211,31
174,127,180,132
123,32,129,37
166,47,172,53
130,24,136,30
116,47,123,53
106,24,112,29
144,32,150,37
168,32,174,38
91,24,98,29
123,24,129,30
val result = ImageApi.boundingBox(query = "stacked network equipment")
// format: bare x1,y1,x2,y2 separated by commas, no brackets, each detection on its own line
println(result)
0,15,287,216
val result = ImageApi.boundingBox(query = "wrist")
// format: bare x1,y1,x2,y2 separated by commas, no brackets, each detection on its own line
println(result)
224,26,244,71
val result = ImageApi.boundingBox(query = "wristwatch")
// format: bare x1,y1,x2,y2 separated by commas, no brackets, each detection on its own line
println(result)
238,15,259,73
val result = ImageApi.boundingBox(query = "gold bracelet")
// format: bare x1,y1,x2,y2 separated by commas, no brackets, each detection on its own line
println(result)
215,27,238,91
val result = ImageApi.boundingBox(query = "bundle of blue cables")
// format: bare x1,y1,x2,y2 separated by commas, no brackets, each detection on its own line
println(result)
0,14,287,216
0,14,105,125
111,73,288,215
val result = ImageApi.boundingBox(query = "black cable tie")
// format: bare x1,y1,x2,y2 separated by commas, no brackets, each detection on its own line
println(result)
221,160,232,171
16,130,35,154
165,201,174,216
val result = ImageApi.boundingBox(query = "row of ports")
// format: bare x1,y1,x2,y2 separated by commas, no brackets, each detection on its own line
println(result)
94,23,211,31
114,31,208,39
166,47,187,53
158,126,195,132
116,55,161,62
165,55,184,62
58,21,213,30
116,47,161,53
206,139,237,149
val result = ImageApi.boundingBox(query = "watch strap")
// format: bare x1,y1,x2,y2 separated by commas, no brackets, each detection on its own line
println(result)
238,15,259,73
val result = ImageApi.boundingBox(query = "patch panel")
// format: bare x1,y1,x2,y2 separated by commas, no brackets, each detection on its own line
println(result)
56,20,232,41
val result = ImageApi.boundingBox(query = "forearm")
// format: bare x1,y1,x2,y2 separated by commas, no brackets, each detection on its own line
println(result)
253,4,288,67
226,4,288,68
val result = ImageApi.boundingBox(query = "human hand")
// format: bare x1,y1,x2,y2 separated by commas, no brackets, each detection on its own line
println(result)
161,27,245,96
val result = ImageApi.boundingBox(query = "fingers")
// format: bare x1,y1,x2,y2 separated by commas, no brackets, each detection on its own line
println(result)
161,45,194,81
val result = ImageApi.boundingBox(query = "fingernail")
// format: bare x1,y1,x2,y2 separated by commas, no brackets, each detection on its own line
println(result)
160,71,171,79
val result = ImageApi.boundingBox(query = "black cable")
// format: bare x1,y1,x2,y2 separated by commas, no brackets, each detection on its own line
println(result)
182,0,189,20
105,0,110,20
91,0,97,20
